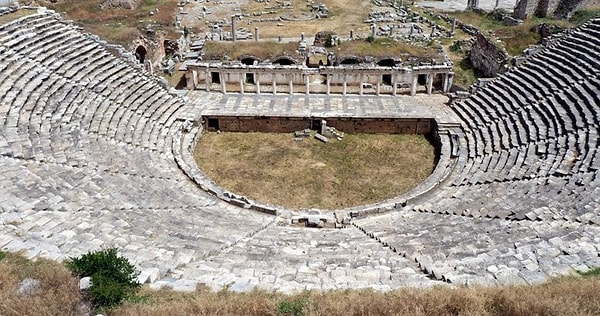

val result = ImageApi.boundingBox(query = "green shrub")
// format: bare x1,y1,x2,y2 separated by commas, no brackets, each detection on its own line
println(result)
0,251,5,260
66,248,140,308
579,267,600,278
277,297,309,316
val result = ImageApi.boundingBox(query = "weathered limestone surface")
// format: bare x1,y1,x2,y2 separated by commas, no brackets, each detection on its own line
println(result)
0,9,598,292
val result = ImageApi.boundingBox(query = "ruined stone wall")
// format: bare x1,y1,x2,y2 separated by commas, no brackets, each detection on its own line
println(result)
469,33,508,78
209,117,309,133
204,116,435,134
514,0,594,18
327,118,433,134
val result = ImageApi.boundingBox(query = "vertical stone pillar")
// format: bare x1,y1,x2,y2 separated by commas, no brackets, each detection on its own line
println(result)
376,75,381,96
220,71,226,93
359,73,364,95
289,78,293,95
392,73,398,96
495,0,500,9
255,27,259,41
371,24,376,38
342,74,347,96
452,18,456,33
256,77,261,94
272,76,277,95
326,74,331,95
443,73,453,92
205,68,210,92
231,16,236,42
411,73,418,96
431,24,435,37
426,73,433,94
305,75,310,95
410,24,414,36
239,75,244,94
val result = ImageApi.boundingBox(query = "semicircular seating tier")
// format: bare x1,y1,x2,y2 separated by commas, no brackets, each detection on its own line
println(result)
0,8,598,290
354,18,600,285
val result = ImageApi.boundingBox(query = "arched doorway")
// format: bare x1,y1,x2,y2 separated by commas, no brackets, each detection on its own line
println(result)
135,45,147,64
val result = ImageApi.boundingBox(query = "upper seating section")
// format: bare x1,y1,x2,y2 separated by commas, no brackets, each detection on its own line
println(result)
0,10,186,163
409,18,600,221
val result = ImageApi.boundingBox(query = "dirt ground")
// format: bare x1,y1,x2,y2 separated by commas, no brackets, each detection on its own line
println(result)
194,132,436,210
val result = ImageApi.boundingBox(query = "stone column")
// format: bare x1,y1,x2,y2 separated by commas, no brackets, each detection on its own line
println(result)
411,73,418,96
326,74,331,95
289,78,293,95
376,75,381,96
305,75,310,95
452,17,456,33
272,77,277,95
231,16,237,42
255,27,259,41
392,73,398,96
371,24,376,38
359,73,364,95
443,73,453,92
220,71,226,93
342,73,347,96
205,68,211,92
256,77,261,94
426,73,433,94
239,75,244,94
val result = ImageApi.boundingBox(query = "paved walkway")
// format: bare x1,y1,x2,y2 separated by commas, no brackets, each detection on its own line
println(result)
186,91,461,124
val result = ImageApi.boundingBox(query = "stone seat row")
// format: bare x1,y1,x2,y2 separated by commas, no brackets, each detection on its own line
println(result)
0,15,189,156
413,171,600,223
353,210,600,285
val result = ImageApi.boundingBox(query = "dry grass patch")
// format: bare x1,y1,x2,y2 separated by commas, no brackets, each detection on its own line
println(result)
0,8,37,25
0,252,84,316
194,132,435,209
112,275,600,316
29,0,179,46
235,0,373,38
203,41,300,61
336,38,440,60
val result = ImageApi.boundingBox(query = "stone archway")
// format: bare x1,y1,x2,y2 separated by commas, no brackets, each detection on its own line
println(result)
135,45,147,63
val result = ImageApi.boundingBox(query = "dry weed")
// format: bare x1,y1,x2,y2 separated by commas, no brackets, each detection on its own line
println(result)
194,132,435,209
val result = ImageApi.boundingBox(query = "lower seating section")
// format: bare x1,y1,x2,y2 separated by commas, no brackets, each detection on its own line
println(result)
354,211,600,285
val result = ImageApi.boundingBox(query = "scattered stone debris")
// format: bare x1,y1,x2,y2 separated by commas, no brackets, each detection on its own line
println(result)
314,133,329,143
17,278,41,297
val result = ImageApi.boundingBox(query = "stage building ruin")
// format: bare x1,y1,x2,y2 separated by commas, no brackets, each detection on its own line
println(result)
185,59,454,96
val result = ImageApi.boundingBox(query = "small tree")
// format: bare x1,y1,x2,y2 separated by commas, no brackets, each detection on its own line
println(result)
66,248,140,309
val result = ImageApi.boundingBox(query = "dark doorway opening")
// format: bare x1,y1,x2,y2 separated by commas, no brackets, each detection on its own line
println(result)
382,74,392,85
246,73,255,84
311,119,322,131
211,72,221,84
418,74,427,85
208,118,220,130
135,45,147,63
